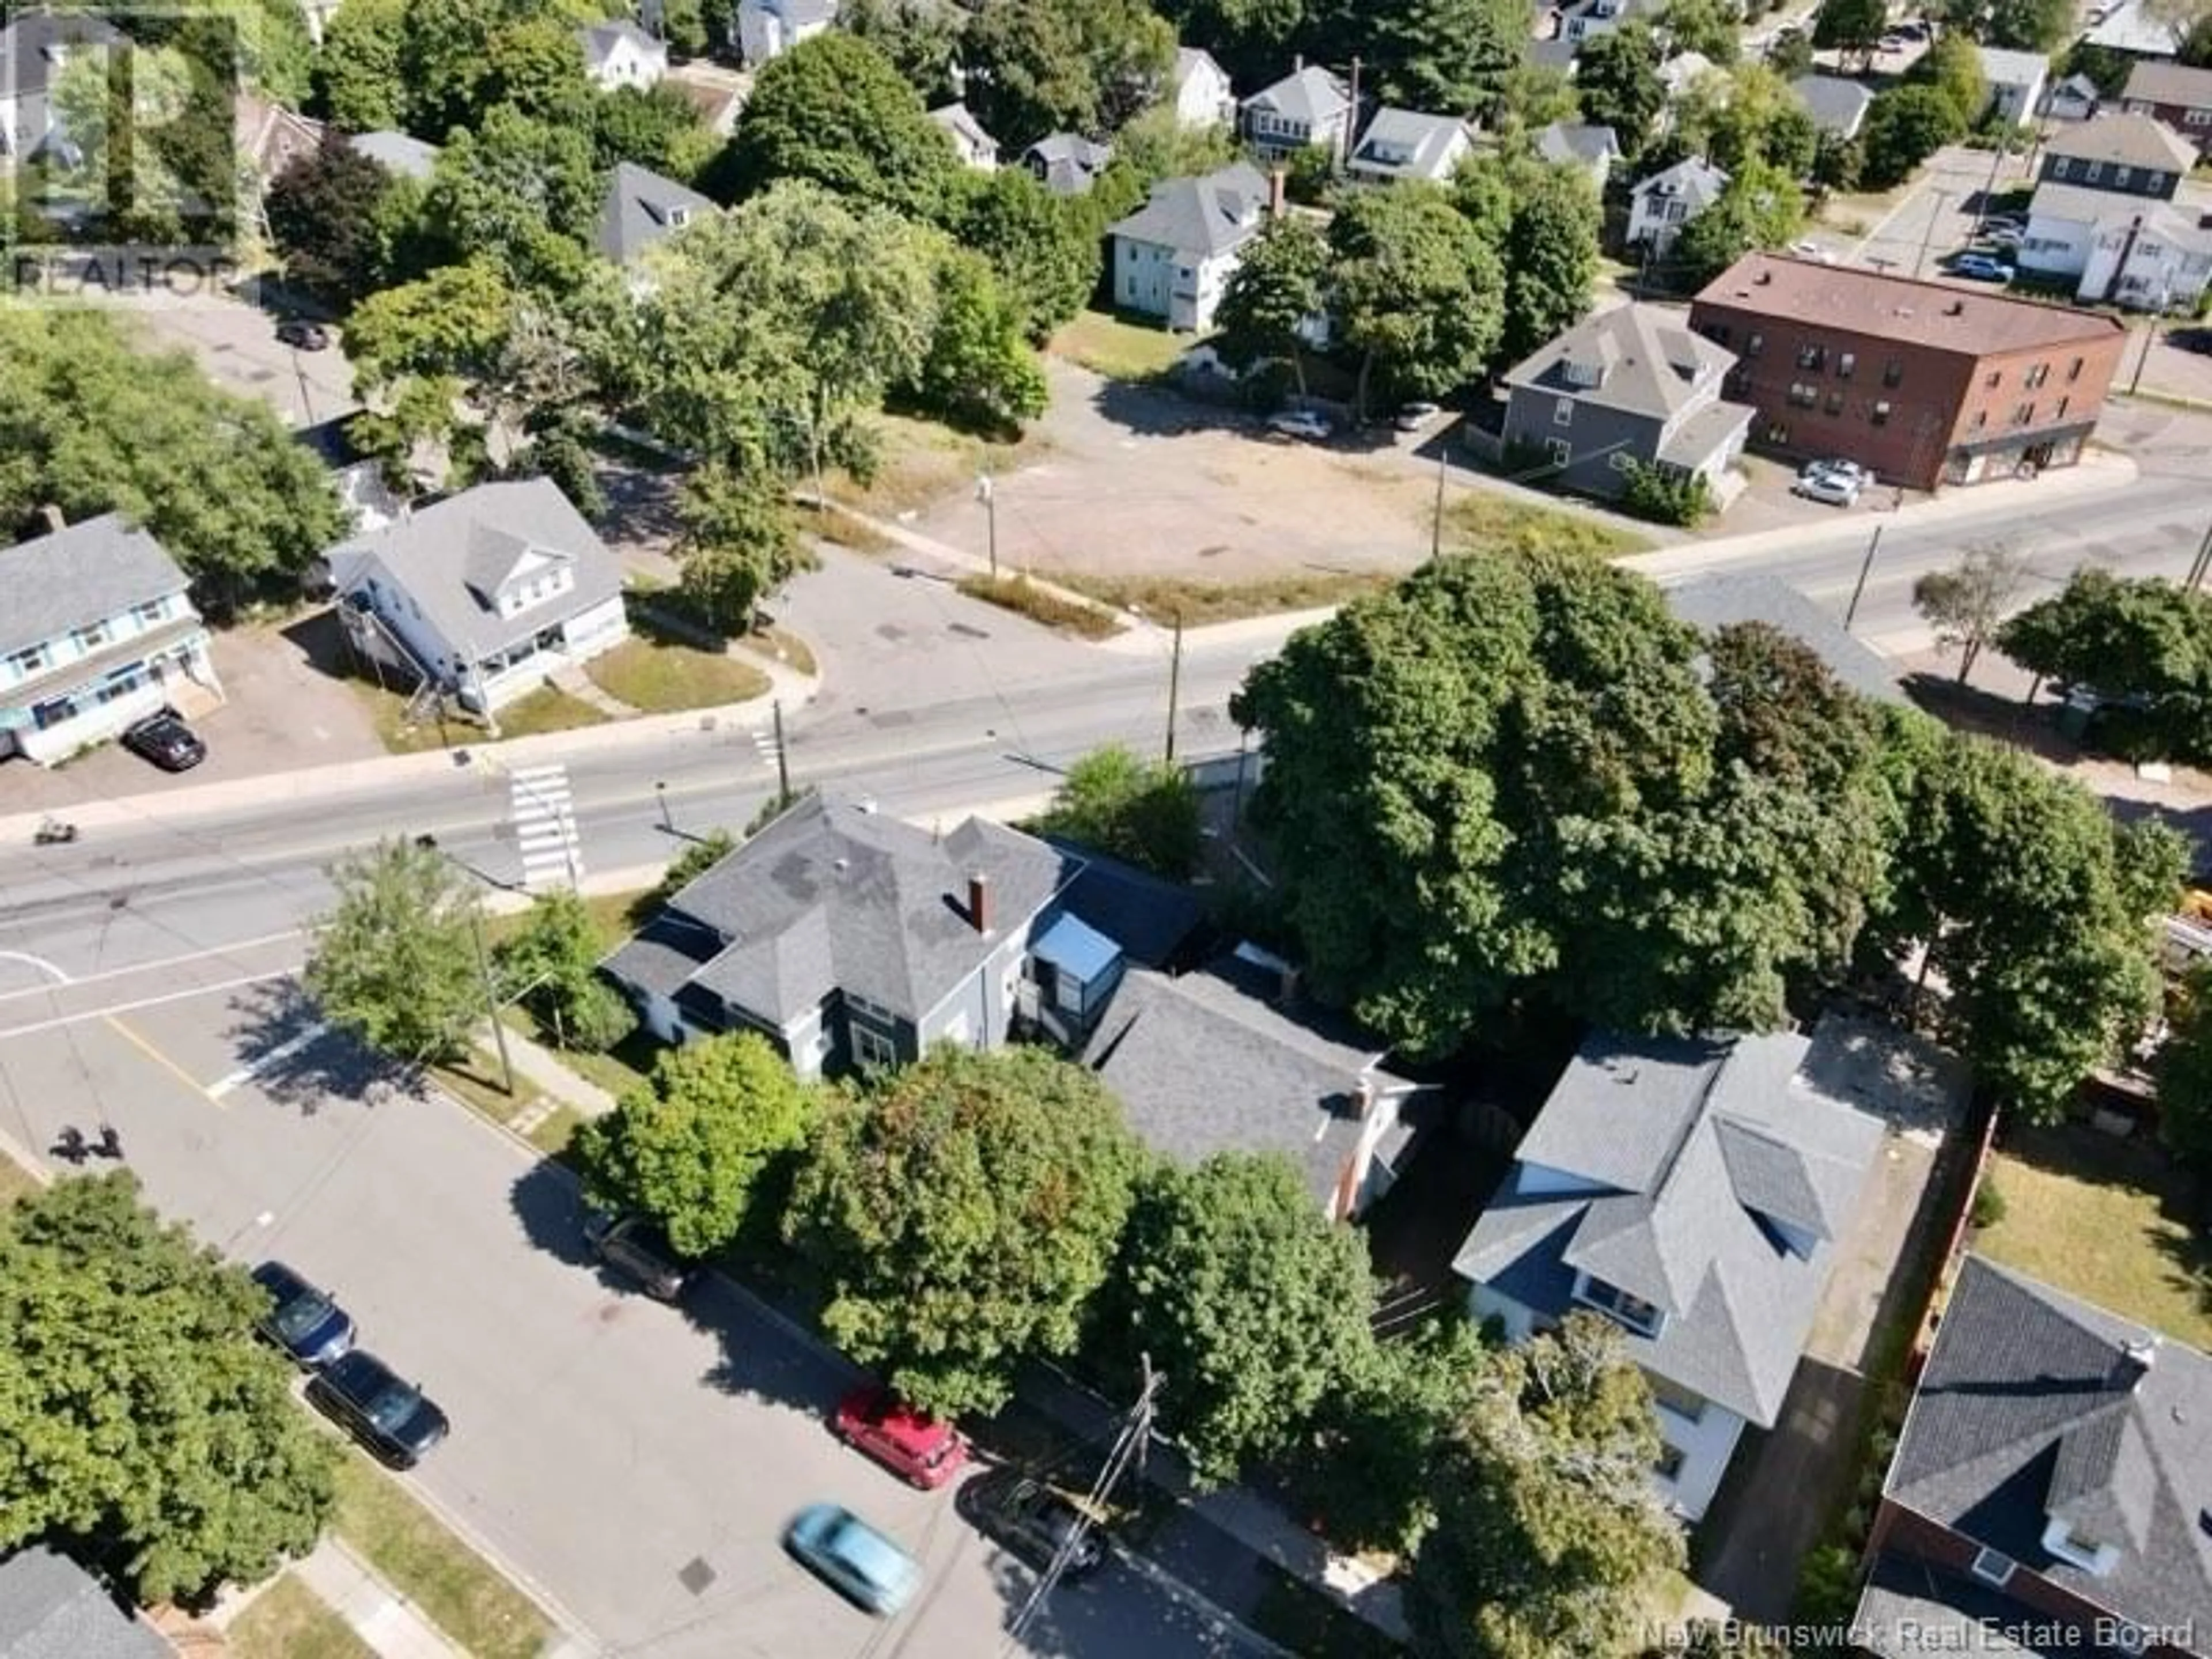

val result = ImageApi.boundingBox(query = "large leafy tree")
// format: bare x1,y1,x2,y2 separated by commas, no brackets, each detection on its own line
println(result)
909,249,1050,435
960,168,1103,344
1948,0,2074,49
1410,1316,1683,1658
2157,963,2212,1176
1912,542,2029,684
1498,162,1601,368
1370,0,1529,112
1099,1154,1376,1486
1908,31,1991,126
1573,23,1668,160
267,134,404,306
673,463,811,635
313,0,407,130
1327,183,1506,418
0,1173,338,1605
785,1046,1146,1416
960,0,1176,146
420,104,600,291
0,310,344,612
574,1033,820,1256
712,32,964,222
1812,0,1888,63
592,84,718,179
1998,568,2212,761
838,0,969,101
1213,214,1330,394
1676,63,1821,175
1859,84,1969,188
1672,156,1806,290
1659,0,1744,62
493,890,635,1054
305,837,487,1066
1036,743,1205,878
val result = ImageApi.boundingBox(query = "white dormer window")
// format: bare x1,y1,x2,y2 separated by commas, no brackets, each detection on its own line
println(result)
1574,1273,1663,1336
2040,1516,2121,1577
1969,1547,2016,1586
1554,396,1574,426
667,206,690,228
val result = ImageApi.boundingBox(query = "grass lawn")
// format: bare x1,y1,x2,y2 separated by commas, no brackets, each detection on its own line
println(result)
350,681,607,755
227,1573,376,1659
1975,1124,2212,1351
955,574,1124,639
736,625,816,678
483,889,652,953
1443,491,1652,560
528,1104,585,1159
824,412,1046,520
1047,309,1194,382
585,637,770,714
498,1007,657,1103
430,1051,545,1136
329,1456,550,1659
498,685,613,739
1053,569,1395,627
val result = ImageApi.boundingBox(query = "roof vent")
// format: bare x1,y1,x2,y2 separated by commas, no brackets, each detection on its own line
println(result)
2111,1336,2158,1393
832,857,850,873
1945,300,1964,316
1755,270,1773,284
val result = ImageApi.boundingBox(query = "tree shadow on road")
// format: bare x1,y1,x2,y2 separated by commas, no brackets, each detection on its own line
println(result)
221,978,412,1115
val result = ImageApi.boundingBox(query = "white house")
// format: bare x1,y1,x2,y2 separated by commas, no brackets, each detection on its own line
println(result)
0,514,222,767
327,479,630,719
1628,156,1729,256
929,102,999,171
1452,1017,1920,1522
736,0,836,67
578,20,668,91
2048,71,2101,120
1977,46,2048,127
0,12,122,160
2022,181,2212,308
1170,47,1236,128
1106,161,1272,331
1241,63,1354,161
1535,120,1623,190
1345,107,1475,185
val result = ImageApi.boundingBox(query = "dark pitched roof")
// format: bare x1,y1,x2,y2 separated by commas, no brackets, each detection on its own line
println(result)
0,514,191,660
0,1547,172,1659
1023,132,1113,195
1660,570,1907,704
1535,121,1621,166
1791,73,1874,134
1503,302,1737,422
596,161,715,264
1453,1015,1923,1424
1038,836,1209,969
0,13,123,97
1883,1255,2212,1640
1242,65,1351,126
641,794,1078,1027
2043,111,2197,172
1855,1552,2117,1657
2124,59,2212,107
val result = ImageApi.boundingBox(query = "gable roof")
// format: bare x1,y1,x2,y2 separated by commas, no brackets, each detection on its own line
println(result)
1107,161,1270,257
1503,302,1736,422
928,101,995,157
1081,950,1420,1209
1536,121,1622,166
1883,1255,2212,1639
1037,835,1210,969
234,92,328,181
2124,59,2212,108
326,479,622,664
1174,46,1228,88
1024,132,1113,194
1977,45,2050,88
637,793,1077,1027
0,514,190,661
1243,64,1351,126
1633,154,1730,209
1347,107,1471,179
596,161,715,264
0,13,123,97
350,130,440,181
1791,73,1874,134
2043,111,2197,172
578,19,664,68
2030,180,2212,248
1453,1015,1926,1425
2085,0,2184,56
1660,571,1907,704
0,1547,172,1659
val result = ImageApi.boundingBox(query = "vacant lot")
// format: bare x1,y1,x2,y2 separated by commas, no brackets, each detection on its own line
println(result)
1048,309,1192,382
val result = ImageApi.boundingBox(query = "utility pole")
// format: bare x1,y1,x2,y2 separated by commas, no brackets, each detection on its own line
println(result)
2187,517,2212,593
418,835,514,1096
771,698,791,801
1429,441,1449,560
1163,612,1184,766
1911,191,1950,279
1844,523,1883,631
655,781,672,834
2127,267,2173,397
976,472,998,579
1341,58,1360,169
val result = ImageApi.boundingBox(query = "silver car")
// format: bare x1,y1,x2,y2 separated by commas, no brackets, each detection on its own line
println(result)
1793,462,1865,506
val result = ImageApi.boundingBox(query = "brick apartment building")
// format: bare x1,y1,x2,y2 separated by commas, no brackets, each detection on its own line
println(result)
1687,253,2127,490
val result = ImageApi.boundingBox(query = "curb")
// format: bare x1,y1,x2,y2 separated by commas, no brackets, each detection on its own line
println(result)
1116,1547,1296,1659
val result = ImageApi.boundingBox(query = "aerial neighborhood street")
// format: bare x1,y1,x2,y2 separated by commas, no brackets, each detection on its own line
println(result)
7,1,2212,1658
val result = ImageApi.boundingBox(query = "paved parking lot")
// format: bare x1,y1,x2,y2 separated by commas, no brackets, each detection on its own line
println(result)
107,293,358,429
0,946,1266,1659
1844,144,2035,284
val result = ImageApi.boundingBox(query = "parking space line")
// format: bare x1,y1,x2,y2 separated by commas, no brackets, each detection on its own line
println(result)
0,969,294,1040
209,1022,330,1099
103,1016,224,1109
0,930,304,1006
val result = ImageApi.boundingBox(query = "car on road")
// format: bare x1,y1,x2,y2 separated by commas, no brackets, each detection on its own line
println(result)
582,1211,694,1302
306,1350,449,1469
1265,408,1331,441
832,1387,970,1490
1949,252,2015,282
251,1260,357,1369
1792,462,1866,507
1393,400,1442,431
275,320,331,350
120,707,206,772
783,1503,922,1616
2172,327,2212,355
969,1478,1109,1579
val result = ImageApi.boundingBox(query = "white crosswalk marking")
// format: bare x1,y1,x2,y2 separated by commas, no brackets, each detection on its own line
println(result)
509,763,582,892
751,728,779,765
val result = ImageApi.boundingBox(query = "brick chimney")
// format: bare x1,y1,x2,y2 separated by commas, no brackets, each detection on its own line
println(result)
967,872,991,934
37,504,66,535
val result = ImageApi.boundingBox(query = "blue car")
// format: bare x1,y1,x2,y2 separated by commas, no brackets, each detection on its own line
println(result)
1950,253,2014,282
784,1503,922,1616
251,1260,356,1368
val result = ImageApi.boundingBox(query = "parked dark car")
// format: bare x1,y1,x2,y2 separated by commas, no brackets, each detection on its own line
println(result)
276,320,331,350
305,1350,449,1469
251,1260,356,1369
120,707,206,771
583,1211,694,1302
970,1478,1109,1578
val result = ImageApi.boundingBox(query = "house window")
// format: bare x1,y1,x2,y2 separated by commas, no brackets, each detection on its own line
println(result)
846,993,895,1024
5,643,51,679
1971,410,1987,430
1745,332,1764,356
1837,351,1855,378
2085,161,2104,181
1984,369,2002,388
666,206,690,228
1882,358,1903,387
131,598,168,627
1969,1547,2016,1586
1649,1375,1706,1422
1575,1275,1662,1335
1703,323,1732,346
1796,343,1825,370
2069,357,2084,381
2056,395,2069,418
2014,401,2035,425
1654,1442,1687,1482
2188,111,2212,127
2115,165,2133,186
1824,391,1843,415
1788,381,1817,407
1872,400,1892,426
2025,363,2050,389
1545,437,1571,467
850,1022,897,1072
1555,396,1574,427
72,620,112,652
2051,157,2073,178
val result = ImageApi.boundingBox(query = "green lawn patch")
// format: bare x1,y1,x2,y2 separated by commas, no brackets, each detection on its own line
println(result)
497,1007,656,1103
1053,569,1395,627
495,685,613,740
955,574,1124,639
1975,1125,2212,1350
353,681,609,754
736,625,816,678
585,637,771,714
329,1455,551,1659
484,890,652,953
1048,309,1194,382
228,1573,376,1659
429,1051,544,1135
1443,491,1652,560
528,1104,586,1158
1249,1562,1406,1658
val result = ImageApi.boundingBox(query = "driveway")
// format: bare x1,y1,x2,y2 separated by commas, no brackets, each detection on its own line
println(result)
107,293,359,429
0,952,1267,1658
1846,145,2032,282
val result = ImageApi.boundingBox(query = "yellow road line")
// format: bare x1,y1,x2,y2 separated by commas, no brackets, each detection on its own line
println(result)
104,1016,224,1110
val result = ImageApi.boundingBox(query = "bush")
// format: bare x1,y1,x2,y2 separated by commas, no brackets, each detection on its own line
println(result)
1796,1543,1863,1624
1619,459,1713,527
562,979,639,1054
1969,1175,2008,1229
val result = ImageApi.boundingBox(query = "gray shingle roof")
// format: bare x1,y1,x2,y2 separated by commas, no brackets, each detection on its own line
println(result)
327,479,623,666
0,1548,171,1659
1633,154,1730,211
1503,302,1737,422
1791,73,1874,135
1978,46,2050,89
0,514,191,661
2124,59,2212,108
1535,121,1621,166
1660,571,1907,704
350,130,441,181
1453,1015,1905,1425
1080,950,1418,1208
1347,107,1471,180
928,101,995,161
1243,65,1350,126
596,161,715,264
2043,111,2197,172
2085,0,2183,56
1883,1255,2212,1641
1038,836,1209,969
1023,132,1113,195
0,13,123,97
579,19,664,69
1107,161,1270,258
1855,1554,2112,1657
639,794,1078,1027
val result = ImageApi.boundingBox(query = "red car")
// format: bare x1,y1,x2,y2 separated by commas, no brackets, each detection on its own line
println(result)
832,1387,969,1489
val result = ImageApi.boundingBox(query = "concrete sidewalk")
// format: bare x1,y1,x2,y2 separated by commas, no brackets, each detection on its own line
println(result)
214,1543,469,1659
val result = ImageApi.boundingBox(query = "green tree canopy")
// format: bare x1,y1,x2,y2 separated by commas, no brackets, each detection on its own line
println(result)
1997,569,2212,760
1812,0,1888,62
1659,0,1744,63
493,889,635,1054
960,0,1176,146
1911,542,2029,684
1370,0,1530,112
1908,30,1991,125
785,1046,1146,1416
0,1173,338,1605
1327,182,1506,416
1573,23,1668,158
420,104,600,291
673,463,811,635
593,84,718,180
574,1032,820,1256
2157,962,2212,1176
960,166,1104,344
838,0,968,101
304,837,486,1065
908,248,1050,435
316,0,407,130
1498,162,1602,367
1859,84,1969,187
1671,155,1806,289
1676,63,1821,175
1213,215,1331,395
1035,743,1206,878
267,134,404,307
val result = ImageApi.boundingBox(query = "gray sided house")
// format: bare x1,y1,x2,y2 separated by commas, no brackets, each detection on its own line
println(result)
1022,132,1114,196
601,794,1111,1079
1501,302,1753,506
